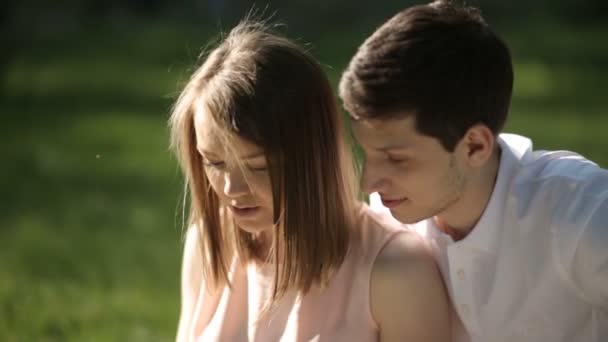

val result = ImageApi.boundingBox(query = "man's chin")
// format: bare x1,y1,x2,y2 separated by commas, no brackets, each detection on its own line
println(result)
390,208,426,224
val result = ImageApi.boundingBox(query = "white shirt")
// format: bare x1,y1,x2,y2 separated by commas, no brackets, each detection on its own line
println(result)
370,133,608,342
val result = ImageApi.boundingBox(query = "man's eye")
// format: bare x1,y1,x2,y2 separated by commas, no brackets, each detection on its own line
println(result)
387,155,408,163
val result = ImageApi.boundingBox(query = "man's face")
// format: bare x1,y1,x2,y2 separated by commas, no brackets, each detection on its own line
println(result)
352,115,466,223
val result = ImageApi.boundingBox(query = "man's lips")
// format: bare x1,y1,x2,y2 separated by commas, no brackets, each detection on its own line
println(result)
380,197,407,208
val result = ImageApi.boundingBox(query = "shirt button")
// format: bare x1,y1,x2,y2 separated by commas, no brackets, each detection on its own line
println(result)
457,269,465,280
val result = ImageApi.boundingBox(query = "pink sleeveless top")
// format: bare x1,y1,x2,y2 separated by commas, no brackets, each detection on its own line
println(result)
186,206,406,341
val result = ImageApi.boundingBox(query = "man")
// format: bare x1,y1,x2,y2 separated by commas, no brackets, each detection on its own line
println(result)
339,1,608,341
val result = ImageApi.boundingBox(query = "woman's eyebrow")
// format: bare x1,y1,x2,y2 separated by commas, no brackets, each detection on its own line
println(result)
197,149,265,161
240,152,265,160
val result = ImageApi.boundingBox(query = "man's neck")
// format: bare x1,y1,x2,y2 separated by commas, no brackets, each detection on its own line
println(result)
436,147,502,241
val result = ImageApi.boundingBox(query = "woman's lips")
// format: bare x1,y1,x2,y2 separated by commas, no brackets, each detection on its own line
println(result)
229,205,260,217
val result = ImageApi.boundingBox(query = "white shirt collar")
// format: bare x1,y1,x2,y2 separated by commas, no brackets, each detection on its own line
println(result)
453,133,532,253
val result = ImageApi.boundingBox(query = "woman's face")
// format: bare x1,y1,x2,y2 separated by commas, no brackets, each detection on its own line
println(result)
193,107,275,235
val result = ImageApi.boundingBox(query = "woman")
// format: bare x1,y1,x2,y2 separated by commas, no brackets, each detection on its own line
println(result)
170,19,450,341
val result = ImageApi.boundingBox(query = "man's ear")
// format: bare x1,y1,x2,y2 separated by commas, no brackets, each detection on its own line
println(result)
455,124,496,167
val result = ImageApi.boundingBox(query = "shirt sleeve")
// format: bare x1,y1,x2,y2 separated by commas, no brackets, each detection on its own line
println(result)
570,198,608,307
566,174,608,308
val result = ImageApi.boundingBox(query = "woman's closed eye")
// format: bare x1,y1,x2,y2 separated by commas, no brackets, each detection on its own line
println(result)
203,158,267,173
203,158,226,169
245,163,268,172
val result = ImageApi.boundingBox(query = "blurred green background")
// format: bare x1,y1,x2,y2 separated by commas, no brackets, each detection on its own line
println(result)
2,0,607,340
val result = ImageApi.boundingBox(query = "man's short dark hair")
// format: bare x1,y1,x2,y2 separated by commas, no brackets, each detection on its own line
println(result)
339,0,513,151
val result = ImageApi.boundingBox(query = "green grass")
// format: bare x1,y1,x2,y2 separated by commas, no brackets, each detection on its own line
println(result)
504,23,608,165
2,19,607,341
0,22,203,341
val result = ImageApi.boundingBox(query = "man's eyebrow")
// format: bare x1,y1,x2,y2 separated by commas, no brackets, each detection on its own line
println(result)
380,145,410,152
363,144,411,153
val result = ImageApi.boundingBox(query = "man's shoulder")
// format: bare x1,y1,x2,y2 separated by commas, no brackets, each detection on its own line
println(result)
506,145,608,234
512,146,607,196
499,133,605,184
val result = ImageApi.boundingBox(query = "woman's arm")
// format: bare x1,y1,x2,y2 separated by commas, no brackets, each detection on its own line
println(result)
371,232,451,342
176,227,203,342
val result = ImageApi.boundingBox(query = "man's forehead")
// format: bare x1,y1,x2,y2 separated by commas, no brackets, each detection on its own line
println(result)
351,116,418,151
352,116,416,136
